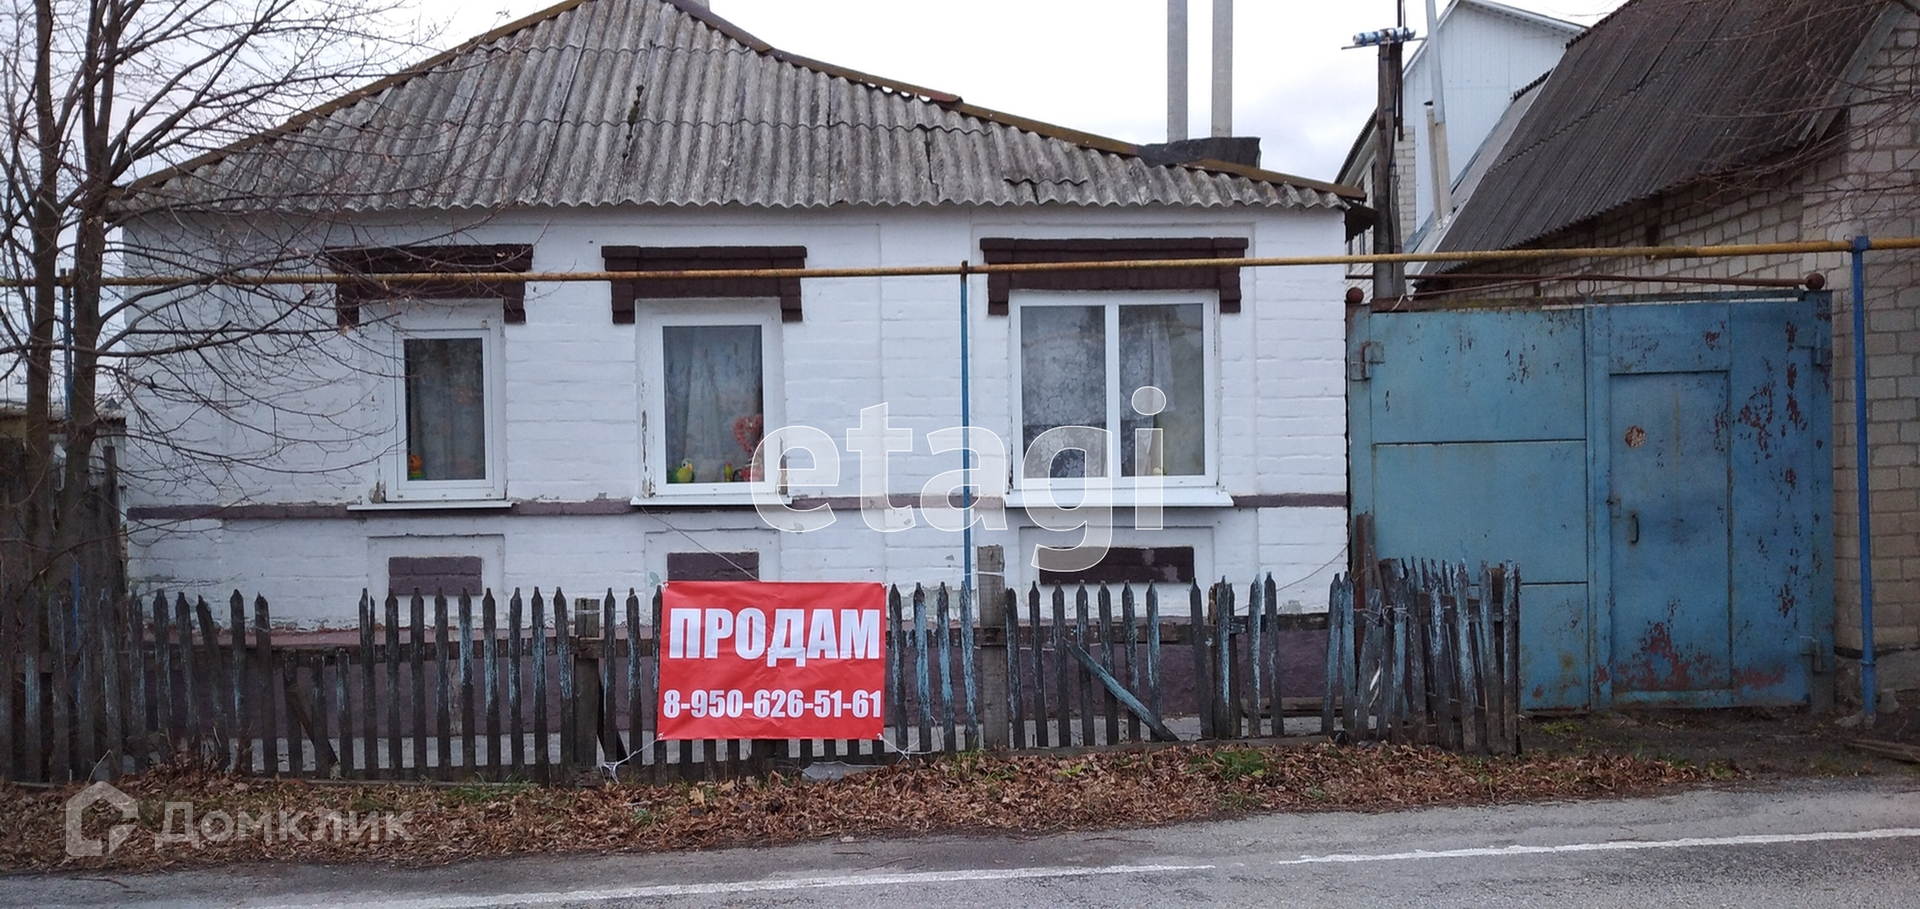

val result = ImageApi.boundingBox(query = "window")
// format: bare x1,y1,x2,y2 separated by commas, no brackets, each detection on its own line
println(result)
1015,292,1212,486
386,308,504,501
405,338,486,481
640,302,782,497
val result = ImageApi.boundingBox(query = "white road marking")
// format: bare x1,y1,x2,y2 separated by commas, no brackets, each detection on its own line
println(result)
1275,827,1920,865
231,862,1215,909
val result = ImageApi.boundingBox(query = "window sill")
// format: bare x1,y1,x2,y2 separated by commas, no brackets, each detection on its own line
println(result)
349,499,513,512
630,493,781,508
1005,488,1233,509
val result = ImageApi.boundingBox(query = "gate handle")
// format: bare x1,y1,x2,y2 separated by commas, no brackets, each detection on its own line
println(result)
1628,511,1639,545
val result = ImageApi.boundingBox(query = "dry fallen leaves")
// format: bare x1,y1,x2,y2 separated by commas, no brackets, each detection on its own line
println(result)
1,744,1714,874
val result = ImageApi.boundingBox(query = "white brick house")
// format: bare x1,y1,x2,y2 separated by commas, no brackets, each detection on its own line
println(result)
119,0,1356,626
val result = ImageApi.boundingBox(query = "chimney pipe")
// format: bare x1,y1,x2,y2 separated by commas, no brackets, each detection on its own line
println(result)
1168,0,1188,142
1424,0,1454,224
1211,0,1232,137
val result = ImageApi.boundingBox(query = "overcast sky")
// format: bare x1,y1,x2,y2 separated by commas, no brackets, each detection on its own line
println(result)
430,0,1628,182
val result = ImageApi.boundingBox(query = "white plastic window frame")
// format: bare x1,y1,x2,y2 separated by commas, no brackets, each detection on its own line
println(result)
636,299,785,502
1009,290,1218,492
381,304,507,503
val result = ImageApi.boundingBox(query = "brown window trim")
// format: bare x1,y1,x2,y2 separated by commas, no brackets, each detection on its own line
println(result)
330,245,535,328
977,237,1249,315
602,246,807,324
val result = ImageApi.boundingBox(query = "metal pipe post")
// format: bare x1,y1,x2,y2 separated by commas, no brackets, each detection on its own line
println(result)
1851,235,1877,720
1211,0,1232,137
960,265,974,597
1168,0,1188,142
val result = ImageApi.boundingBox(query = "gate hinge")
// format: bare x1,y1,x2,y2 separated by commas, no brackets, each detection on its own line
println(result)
1797,321,1833,372
1347,340,1385,381
1802,636,1833,674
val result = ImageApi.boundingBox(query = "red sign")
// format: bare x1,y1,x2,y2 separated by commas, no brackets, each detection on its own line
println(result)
656,581,886,741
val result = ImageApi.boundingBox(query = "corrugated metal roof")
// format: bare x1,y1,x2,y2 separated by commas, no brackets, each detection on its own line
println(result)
1437,0,1890,257
127,0,1354,214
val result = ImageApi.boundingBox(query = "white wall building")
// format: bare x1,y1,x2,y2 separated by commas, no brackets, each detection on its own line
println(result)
118,0,1356,627
1339,0,1582,262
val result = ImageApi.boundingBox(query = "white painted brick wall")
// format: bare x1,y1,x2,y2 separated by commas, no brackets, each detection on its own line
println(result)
122,204,1351,625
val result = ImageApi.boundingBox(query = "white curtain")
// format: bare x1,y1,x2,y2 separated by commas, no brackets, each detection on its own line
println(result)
1120,303,1204,476
664,325,763,483
1020,305,1107,478
405,337,487,480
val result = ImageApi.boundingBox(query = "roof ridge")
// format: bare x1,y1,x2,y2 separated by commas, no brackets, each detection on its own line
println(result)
1452,0,1587,34
1565,0,1642,48
666,0,1355,196
127,0,1360,207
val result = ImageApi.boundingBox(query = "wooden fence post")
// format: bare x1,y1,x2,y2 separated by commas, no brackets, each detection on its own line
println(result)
459,591,477,776
624,589,644,780
1098,585,1119,746
23,598,43,782
0,607,15,781
601,591,622,765
130,596,151,773
256,595,277,776
975,545,1009,750
569,591,600,774
531,589,549,781
1190,583,1210,740
435,592,452,777
936,584,956,751
1074,585,1093,747
1122,585,1141,743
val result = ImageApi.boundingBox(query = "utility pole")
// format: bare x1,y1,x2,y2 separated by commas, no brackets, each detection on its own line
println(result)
1352,24,1412,302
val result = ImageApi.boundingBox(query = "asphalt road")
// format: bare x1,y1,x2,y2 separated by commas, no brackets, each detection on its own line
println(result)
7,776,1919,908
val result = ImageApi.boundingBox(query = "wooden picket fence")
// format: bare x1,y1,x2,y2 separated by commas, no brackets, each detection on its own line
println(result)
1002,577,1324,750
0,568,1507,783
1327,561,1523,754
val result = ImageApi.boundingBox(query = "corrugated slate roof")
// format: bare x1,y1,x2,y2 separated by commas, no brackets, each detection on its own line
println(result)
1437,0,1890,256
127,0,1354,213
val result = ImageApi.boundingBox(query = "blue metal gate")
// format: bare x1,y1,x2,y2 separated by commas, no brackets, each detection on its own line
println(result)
1348,293,1833,710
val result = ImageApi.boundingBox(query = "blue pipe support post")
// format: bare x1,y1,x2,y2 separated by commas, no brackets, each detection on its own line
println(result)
1851,236,1878,720
959,264,974,599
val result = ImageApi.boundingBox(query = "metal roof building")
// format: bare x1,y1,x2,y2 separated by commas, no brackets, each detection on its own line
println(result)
1436,0,1888,257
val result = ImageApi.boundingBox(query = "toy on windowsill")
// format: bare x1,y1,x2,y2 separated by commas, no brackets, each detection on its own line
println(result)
407,453,424,480
669,459,695,484
731,413,765,482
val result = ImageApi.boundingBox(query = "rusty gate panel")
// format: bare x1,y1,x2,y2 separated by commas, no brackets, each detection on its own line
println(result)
1349,293,1832,711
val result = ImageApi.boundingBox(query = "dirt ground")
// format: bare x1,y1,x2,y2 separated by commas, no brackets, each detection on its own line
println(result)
1523,700,1920,777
